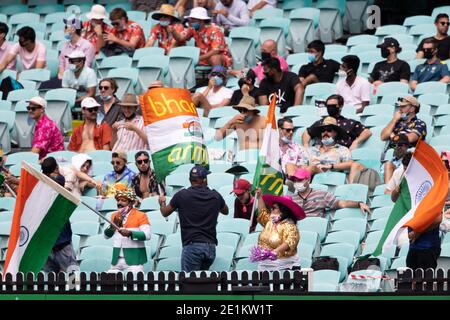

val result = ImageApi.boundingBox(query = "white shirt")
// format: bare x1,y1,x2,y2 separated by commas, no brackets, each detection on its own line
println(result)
336,76,371,109
62,66,97,96
247,0,277,9
204,86,233,105
215,0,250,27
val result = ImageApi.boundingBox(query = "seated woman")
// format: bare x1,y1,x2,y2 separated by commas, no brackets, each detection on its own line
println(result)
60,153,102,197
253,189,305,271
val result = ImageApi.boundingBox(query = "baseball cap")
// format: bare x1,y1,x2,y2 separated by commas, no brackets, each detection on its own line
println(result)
291,168,312,181
231,179,251,195
81,97,101,109
189,165,211,180
377,37,400,48
397,95,420,107
65,50,86,59
28,96,47,109
112,151,127,162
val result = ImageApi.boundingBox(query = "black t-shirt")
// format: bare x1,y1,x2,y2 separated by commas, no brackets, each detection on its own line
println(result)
259,71,300,113
370,59,411,82
298,59,340,83
416,36,450,61
230,86,264,106
170,185,225,246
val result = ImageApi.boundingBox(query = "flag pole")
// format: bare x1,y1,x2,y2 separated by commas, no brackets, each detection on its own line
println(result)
4,182,16,198
248,196,258,233
80,200,120,230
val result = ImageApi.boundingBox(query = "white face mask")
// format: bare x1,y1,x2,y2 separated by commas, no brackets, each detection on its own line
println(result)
322,136,334,146
281,136,291,144
294,182,307,193
69,63,77,71
338,69,347,78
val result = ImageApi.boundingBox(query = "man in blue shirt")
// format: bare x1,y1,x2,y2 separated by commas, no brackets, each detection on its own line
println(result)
102,151,136,197
411,38,450,91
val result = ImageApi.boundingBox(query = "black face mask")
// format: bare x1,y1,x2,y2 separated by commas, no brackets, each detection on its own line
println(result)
327,106,340,118
263,72,272,80
261,52,271,61
381,47,390,58
423,49,434,59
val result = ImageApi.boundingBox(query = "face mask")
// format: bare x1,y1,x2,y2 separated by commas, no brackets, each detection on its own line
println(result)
271,214,281,224
101,95,112,101
338,69,347,78
64,33,72,41
307,53,316,63
263,72,272,80
261,51,271,61
213,76,223,86
191,22,201,30
160,20,170,27
244,115,254,124
322,136,334,146
423,49,434,60
69,63,77,71
281,136,291,144
294,182,307,193
381,47,390,58
327,106,340,118
400,112,409,121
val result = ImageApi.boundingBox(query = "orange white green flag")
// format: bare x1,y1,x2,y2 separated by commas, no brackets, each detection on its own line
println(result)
371,140,448,257
4,162,79,277
139,88,209,182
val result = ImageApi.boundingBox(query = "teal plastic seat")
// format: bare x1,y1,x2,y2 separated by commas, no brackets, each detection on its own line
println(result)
370,195,394,209
288,7,320,53
304,83,336,104
235,258,258,271
347,34,379,47
0,4,28,16
209,245,235,271
137,55,170,91
259,18,290,56
72,221,100,237
252,7,283,26
156,257,182,272
316,0,345,43
168,46,200,90
370,218,388,232
334,184,369,202
217,218,250,237
79,245,112,261
158,245,182,260
332,208,365,221
7,89,39,109
82,234,113,249
44,88,77,134
0,197,15,211
229,27,260,70
87,150,112,163
141,196,172,212
375,82,409,103
332,218,367,241
351,147,383,161
163,232,182,247
0,110,15,154
311,270,340,292
369,206,393,221
312,171,346,187
127,10,147,21
79,258,111,273
151,219,176,237
217,232,240,251
320,243,355,267
4,151,39,167
404,16,433,27
133,47,165,64
297,217,329,242
364,115,392,128
9,13,41,32
375,24,407,37
98,56,133,78
107,68,139,100
324,230,360,253
432,6,450,20
286,53,310,68
414,81,447,96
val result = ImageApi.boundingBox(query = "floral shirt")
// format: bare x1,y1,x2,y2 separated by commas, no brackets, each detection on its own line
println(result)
280,141,309,173
132,170,165,199
32,114,65,159
109,20,145,49
102,166,136,198
306,144,352,166
81,21,113,54
149,23,185,55
184,23,232,67
389,116,427,149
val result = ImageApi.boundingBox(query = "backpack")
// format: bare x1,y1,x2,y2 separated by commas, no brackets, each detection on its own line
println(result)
351,258,381,272
311,256,339,271
0,76,24,100
352,168,381,196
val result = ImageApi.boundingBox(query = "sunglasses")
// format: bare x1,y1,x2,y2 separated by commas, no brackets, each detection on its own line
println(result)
99,86,110,90
281,127,294,132
111,160,123,165
322,126,335,133
440,22,450,26
136,159,149,165
85,107,99,113
326,104,339,108
27,106,42,111
111,21,121,26
69,59,83,64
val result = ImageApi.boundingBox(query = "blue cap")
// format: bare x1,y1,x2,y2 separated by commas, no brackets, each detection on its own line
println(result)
189,165,211,179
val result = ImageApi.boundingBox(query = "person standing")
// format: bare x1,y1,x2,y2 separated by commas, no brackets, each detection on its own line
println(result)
159,165,229,272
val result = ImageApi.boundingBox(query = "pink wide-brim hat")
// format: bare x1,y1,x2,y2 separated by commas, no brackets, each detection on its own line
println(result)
262,194,306,221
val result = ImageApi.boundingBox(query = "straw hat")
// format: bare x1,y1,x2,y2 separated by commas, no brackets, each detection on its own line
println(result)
308,116,346,140
232,95,260,113
151,4,181,21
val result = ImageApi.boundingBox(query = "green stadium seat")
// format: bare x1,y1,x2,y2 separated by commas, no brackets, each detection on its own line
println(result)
98,55,133,79
137,55,170,92
45,88,77,134
316,0,345,43
334,184,369,202
79,245,112,261
414,81,448,95
251,7,283,27
404,16,433,27
82,234,113,249
168,46,200,90
209,245,235,271
0,197,15,211
156,257,182,272
235,258,258,271
288,7,320,53
332,218,367,241
217,218,250,237
332,208,365,221
158,245,182,260
259,18,290,56
298,217,329,242
72,221,100,237
79,258,111,273
229,27,260,70
311,270,340,291
369,206,393,221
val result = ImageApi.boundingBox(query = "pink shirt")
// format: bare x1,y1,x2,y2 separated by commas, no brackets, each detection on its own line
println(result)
59,37,96,70
9,41,46,70
112,115,149,152
253,55,289,82
0,41,15,70
32,114,65,159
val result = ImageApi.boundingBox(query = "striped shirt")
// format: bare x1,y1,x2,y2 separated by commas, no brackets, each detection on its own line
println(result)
112,115,149,152
292,189,339,218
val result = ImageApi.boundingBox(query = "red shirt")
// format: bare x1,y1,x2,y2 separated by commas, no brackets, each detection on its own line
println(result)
67,122,112,152
110,20,145,49
149,23,186,55
81,21,113,54
234,197,257,232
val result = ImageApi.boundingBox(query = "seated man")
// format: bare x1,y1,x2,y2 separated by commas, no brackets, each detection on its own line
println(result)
381,96,427,183
410,38,450,91
68,97,113,153
290,168,371,218
102,152,136,198
192,65,233,117
215,95,266,150
0,26,46,74
231,178,258,232
62,50,97,105
278,117,309,176
298,40,340,104
302,94,372,150
213,0,250,31
0,22,16,71
132,151,165,199
230,68,265,106
81,4,113,54
336,55,370,113
416,13,450,61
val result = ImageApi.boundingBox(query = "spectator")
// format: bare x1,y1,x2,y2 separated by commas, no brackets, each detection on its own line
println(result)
302,94,372,150
0,27,46,74
278,117,309,176
247,0,277,17
411,38,450,91
229,68,265,106
370,37,410,90
215,95,266,150
0,23,15,70
62,50,97,105
159,165,229,272
59,153,101,197
212,0,250,31
41,157,77,273
96,78,123,127
104,186,151,274
103,7,145,56
416,13,450,61
169,7,232,67
259,57,302,114
380,95,426,157
298,40,340,104
145,4,185,54
58,17,95,79
290,168,370,218
231,179,257,232
336,55,370,113
384,150,412,195
81,4,113,54
132,151,165,199
112,94,149,152
229,39,289,82
382,133,410,184
68,97,113,153
28,97,64,160
102,151,136,198
192,65,232,117
0,152,19,197
254,189,303,271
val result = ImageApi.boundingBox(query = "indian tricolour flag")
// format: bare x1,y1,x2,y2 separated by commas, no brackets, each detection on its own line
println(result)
3,162,79,277
139,88,209,182
252,95,284,195
371,140,449,257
